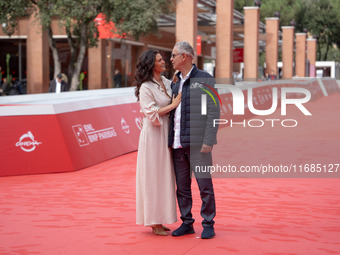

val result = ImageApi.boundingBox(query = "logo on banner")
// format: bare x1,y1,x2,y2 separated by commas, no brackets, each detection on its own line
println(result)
72,123,117,147
121,118,130,134
16,131,42,152
72,125,90,147
135,117,143,130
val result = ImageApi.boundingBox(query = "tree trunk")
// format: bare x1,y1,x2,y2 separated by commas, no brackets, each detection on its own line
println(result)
317,42,322,61
66,26,77,88
47,25,61,78
323,43,330,61
70,24,87,91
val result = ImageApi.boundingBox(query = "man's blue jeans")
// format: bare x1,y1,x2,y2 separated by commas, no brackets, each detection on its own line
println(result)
172,147,216,228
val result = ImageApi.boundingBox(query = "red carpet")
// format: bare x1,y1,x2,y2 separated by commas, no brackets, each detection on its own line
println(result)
1,93,340,255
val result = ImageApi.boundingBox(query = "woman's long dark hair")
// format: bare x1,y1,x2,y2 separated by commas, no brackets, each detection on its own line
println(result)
134,49,159,100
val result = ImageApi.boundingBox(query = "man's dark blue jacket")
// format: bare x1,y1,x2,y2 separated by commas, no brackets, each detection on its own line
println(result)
168,64,220,148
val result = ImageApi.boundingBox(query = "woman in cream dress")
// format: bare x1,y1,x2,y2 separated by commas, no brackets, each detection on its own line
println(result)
135,49,181,236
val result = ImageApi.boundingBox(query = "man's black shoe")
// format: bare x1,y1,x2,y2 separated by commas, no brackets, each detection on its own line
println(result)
201,227,215,239
172,223,195,237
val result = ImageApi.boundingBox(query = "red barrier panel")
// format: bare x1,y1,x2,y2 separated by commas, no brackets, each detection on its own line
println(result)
307,80,324,100
1,114,73,176
0,93,142,177
322,78,340,95
57,103,142,171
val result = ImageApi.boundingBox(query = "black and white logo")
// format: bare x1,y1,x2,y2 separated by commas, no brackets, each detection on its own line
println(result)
72,123,116,147
16,131,42,152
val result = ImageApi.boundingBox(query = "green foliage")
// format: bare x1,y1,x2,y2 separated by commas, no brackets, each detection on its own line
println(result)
104,0,167,40
0,0,31,36
319,45,340,62
79,72,85,90
0,0,169,90
300,0,340,60
259,51,266,68
234,0,306,27
234,0,340,61
234,0,253,12
44,0,168,44
0,0,168,40
259,0,305,27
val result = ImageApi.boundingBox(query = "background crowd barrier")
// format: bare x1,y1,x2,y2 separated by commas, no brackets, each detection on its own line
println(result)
0,78,339,177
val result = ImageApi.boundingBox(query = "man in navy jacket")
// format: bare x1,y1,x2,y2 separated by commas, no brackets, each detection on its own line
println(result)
49,73,68,93
169,41,219,239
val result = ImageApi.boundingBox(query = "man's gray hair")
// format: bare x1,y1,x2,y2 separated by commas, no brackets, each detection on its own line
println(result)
175,41,195,58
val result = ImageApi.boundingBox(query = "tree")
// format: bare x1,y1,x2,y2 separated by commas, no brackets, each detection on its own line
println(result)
259,0,305,27
234,0,253,12
0,1,28,36
0,0,169,90
234,0,306,27
234,0,340,61
301,0,340,60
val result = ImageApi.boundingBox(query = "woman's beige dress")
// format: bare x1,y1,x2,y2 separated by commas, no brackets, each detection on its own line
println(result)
136,76,177,226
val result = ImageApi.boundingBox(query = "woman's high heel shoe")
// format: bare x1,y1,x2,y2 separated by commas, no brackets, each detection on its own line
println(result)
152,225,167,236
162,225,171,231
